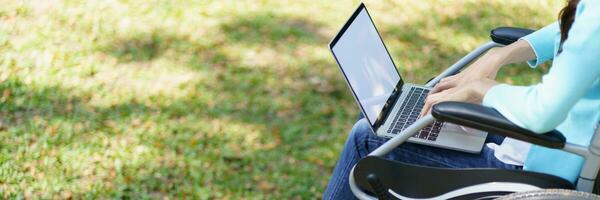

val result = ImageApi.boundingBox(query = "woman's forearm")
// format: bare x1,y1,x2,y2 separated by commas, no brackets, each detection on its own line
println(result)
493,39,537,66
468,39,536,78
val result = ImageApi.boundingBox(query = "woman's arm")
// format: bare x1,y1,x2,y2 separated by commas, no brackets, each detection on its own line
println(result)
428,23,559,96
427,40,534,94
421,23,559,117
483,2,600,133
420,41,536,116
494,40,537,66
420,40,535,116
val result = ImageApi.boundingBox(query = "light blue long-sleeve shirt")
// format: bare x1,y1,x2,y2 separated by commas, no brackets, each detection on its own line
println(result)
482,0,600,183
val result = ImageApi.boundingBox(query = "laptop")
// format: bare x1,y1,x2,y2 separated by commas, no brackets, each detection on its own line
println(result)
329,3,487,153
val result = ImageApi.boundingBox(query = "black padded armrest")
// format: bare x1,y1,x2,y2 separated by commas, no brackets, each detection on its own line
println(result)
490,27,535,45
432,102,566,149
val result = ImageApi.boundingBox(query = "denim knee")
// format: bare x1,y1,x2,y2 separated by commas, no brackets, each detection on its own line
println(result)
348,118,376,157
349,118,373,138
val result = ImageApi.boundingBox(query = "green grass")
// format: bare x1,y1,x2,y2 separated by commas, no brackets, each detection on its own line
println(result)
0,0,561,199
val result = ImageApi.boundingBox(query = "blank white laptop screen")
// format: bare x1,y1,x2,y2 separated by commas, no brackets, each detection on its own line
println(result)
331,8,401,125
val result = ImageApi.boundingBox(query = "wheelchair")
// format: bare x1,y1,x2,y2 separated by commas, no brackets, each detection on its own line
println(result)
349,27,600,200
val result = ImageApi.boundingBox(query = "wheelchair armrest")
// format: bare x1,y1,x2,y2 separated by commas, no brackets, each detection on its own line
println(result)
432,102,566,149
490,27,535,45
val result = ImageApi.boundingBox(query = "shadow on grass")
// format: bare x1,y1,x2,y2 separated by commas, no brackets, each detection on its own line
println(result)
99,32,168,63
99,12,328,64
220,12,328,46
0,77,197,197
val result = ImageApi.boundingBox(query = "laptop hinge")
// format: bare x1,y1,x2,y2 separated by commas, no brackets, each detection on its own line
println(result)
373,82,403,131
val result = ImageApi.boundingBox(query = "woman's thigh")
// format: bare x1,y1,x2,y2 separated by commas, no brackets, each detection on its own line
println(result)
352,118,520,170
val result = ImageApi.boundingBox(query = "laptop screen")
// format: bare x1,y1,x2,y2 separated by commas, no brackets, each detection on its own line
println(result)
330,5,401,126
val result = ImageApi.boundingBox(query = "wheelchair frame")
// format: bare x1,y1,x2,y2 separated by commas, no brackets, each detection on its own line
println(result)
348,41,600,199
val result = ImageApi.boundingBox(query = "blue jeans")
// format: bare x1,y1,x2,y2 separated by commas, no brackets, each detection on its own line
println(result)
323,118,522,200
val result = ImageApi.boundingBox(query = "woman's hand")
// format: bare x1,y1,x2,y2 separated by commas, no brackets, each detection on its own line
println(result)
429,49,503,94
429,40,536,95
419,79,498,117
419,40,536,117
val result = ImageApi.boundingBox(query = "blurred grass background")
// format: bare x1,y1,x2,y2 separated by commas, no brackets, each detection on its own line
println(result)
0,0,562,199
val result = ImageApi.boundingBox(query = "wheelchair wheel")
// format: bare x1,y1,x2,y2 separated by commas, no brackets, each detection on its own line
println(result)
497,189,600,200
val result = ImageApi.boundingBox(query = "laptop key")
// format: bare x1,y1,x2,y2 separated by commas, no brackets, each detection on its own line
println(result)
428,135,437,141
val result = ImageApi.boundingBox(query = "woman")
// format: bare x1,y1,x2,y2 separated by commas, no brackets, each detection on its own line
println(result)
323,0,600,199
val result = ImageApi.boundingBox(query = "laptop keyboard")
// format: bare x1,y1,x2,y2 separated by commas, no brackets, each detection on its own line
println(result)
386,87,443,141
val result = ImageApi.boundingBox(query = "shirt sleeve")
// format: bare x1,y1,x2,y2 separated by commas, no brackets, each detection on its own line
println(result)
483,1,600,133
520,22,559,68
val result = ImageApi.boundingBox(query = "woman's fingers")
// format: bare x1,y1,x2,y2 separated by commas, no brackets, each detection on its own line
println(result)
420,87,457,117
430,79,456,94
420,92,441,117
419,98,435,118
440,76,456,82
